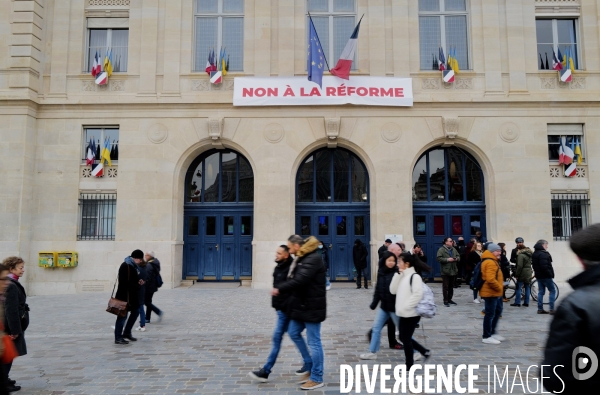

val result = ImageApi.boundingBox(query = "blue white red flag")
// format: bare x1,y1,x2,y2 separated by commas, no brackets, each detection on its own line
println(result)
330,16,363,80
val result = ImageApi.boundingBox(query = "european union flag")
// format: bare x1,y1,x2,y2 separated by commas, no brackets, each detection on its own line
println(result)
308,16,326,87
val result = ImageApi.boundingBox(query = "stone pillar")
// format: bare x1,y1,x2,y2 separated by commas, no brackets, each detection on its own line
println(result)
278,0,294,76
48,0,71,97
480,0,503,93
391,0,410,77
254,0,270,76
138,0,158,95
162,0,182,95
368,0,385,76
505,0,527,93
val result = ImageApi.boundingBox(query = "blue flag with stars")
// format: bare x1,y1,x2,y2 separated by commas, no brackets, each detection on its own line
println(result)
307,16,325,87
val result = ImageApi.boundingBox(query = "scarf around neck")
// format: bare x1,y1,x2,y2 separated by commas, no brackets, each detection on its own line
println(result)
8,273,19,281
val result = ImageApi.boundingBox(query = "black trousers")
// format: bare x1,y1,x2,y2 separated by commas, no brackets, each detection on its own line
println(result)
398,316,428,370
356,268,368,288
114,309,139,340
441,275,455,303
145,291,162,321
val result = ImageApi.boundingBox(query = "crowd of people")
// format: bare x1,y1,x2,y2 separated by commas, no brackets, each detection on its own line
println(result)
246,229,571,391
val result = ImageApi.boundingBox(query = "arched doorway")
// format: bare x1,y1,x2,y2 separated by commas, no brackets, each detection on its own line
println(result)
295,148,370,281
183,149,254,281
412,146,485,279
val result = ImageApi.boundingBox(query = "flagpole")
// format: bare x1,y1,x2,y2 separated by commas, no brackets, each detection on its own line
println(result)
308,12,331,72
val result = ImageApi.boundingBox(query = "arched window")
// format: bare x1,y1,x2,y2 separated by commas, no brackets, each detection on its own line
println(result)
186,150,254,203
412,147,483,202
297,148,368,203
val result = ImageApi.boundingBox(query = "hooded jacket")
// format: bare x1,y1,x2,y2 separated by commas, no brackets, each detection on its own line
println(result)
115,257,140,311
479,250,504,298
277,236,327,323
542,264,600,393
532,242,554,279
515,248,533,283
272,256,293,311
353,239,368,270
370,260,397,312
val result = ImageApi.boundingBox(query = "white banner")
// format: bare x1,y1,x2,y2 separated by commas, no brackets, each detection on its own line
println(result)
233,76,413,107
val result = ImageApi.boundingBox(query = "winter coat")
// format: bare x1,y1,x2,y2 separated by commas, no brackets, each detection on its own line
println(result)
499,253,511,281
466,250,482,274
479,251,504,298
510,248,518,264
272,256,293,311
145,258,161,294
115,258,141,311
378,244,388,259
277,237,327,323
317,247,329,270
515,248,533,283
370,265,397,312
137,264,148,304
542,264,600,393
532,243,554,279
353,240,368,270
4,279,28,356
389,267,423,318
436,246,459,276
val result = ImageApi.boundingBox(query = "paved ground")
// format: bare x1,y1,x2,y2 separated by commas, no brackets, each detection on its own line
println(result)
12,282,564,395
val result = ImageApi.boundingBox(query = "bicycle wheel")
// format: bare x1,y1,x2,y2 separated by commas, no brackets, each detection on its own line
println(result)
531,280,560,304
504,278,517,299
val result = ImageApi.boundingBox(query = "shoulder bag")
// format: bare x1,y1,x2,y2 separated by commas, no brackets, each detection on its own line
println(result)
106,266,128,317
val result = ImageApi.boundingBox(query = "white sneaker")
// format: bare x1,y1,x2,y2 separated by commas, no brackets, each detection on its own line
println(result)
135,326,146,332
414,353,422,361
482,337,501,345
492,334,505,341
359,352,377,360
326,285,331,291
473,299,481,304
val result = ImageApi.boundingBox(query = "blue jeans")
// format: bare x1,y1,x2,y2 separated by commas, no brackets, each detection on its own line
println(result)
537,278,556,311
288,320,324,383
138,304,146,327
263,310,310,374
473,288,479,300
369,308,400,353
326,270,331,287
482,296,503,338
515,281,531,305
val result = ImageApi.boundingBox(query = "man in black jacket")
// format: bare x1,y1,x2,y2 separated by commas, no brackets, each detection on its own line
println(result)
143,251,163,324
114,249,144,344
353,239,369,289
378,239,392,259
249,245,311,383
272,235,326,391
532,240,556,314
542,223,600,393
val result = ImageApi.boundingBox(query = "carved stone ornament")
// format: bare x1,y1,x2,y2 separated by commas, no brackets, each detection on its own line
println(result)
540,77,556,89
147,123,168,144
421,78,440,90
380,123,402,143
110,80,125,91
499,122,520,143
191,80,210,91
208,118,224,144
263,123,284,144
442,117,459,140
325,118,340,148
88,0,130,6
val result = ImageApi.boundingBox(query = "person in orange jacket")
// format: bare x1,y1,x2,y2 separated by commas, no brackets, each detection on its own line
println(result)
479,244,505,345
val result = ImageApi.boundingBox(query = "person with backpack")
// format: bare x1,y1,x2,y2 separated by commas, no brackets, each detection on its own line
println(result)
390,253,432,370
510,244,533,307
143,251,163,324
468,242,483,303
436,237,460,307
360,252,402,360
479,244,505,344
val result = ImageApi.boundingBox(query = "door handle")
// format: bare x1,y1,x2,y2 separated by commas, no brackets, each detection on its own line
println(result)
216,244,219,251
329,244,332,249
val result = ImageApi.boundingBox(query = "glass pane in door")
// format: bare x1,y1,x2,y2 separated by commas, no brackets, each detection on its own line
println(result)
224,216,234,235
429,149,446,201
189,216,199,235
354,216,365,236
470,216,481,235
300,216,311,236
206,216,216,235
241,216,252,235
318,216,329,236
336,216,347,235
415,215,426,235
433,216,445,235
452,215,463,235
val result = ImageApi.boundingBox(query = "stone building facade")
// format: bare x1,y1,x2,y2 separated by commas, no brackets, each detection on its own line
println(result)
0,0,596,295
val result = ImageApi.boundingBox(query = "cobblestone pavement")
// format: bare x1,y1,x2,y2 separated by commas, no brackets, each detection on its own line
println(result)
13,282,564,395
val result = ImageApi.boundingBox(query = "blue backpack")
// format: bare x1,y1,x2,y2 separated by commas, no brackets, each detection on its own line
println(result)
470,258,497,290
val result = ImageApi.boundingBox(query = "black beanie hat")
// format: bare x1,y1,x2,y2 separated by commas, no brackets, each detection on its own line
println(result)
570,223,600,262
131,249,144,259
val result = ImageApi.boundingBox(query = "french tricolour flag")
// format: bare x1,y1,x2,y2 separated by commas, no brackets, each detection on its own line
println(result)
95,71,108,85
330,16,363,80
559,68,572,83
442,70,455,83
210,71,222,84
91,163,103,177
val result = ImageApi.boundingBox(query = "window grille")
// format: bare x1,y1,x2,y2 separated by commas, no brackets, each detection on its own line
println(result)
78,193,117,240
551,193,589,241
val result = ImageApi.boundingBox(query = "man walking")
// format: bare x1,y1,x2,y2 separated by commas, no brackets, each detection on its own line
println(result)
542,223,600,393
114,249,144,344
273,235,327,390
249,245,311,382
532,240,556,314
436,237,460,307
480,243,505,344
378,239,392,259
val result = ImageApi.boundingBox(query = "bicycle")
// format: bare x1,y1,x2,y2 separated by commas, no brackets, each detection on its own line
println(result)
504,266,559,304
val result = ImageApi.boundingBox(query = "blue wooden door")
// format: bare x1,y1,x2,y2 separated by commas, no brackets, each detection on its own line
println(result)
414,209,486,279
